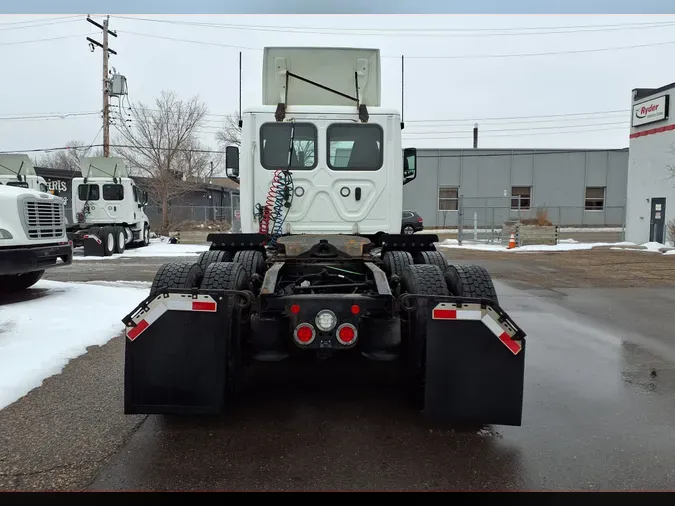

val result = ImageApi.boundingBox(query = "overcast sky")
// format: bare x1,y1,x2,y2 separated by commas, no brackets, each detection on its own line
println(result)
1,14,675,154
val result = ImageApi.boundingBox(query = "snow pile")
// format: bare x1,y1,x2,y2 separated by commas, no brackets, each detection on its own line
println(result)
0,280,146,410
73,237,209,261
437,239,637,253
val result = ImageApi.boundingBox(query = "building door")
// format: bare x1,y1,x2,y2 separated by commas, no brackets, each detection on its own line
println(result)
649,197,666,243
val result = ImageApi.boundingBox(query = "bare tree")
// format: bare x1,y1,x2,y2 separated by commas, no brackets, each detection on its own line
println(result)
113,90,211,234
35,140,103,171
216,111,241,149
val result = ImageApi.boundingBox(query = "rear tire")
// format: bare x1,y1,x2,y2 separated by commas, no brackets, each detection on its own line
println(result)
414,250,447,270
402,225,415,235
443,264,499,306
100,226,115,256
114,226,126,254
197,250,233,272
233,250,265,279
382,250,413,278
141,223,150,247
149,262,203,297
399,264,449,409
200,262,249,402
0,270,45,294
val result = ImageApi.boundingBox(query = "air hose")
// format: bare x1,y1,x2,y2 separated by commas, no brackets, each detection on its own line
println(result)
256,122,296,245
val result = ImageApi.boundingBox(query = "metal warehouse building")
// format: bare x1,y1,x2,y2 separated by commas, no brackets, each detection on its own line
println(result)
402,147,629,230
626,81,675,245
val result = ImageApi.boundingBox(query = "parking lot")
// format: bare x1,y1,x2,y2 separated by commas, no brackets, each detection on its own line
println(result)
1,246,675,491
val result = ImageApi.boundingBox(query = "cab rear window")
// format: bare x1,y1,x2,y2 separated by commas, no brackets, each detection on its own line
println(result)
78,184,99,201
327,124,383,171
102,184,124,201
260,122,318,170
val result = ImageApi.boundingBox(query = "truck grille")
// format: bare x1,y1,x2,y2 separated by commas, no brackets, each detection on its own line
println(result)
22,200,66,239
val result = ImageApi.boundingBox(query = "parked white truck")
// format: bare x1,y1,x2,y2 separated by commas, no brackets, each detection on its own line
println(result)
66,156,151,256
0,154,50,193
0,184,72,294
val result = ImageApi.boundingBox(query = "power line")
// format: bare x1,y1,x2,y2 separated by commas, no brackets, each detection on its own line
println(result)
0,15,81,27
403,124,627,139
1,143,627,157
0,112,100,122
403,120,629,135
113,15,675,36
117,30,675,59
0,33,89,47
0,18,82,31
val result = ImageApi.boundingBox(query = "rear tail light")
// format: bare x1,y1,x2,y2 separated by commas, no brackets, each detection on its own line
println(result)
417,217,423,222
294,323,316,345
336,323,357,346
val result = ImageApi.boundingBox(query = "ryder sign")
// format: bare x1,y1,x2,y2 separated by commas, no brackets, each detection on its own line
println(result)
632,95,669,127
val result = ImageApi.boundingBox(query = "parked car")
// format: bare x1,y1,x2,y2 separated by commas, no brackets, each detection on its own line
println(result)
401,210,424,234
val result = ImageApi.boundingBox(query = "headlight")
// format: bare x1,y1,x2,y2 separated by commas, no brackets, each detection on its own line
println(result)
0,228,13,239
315,309,337,332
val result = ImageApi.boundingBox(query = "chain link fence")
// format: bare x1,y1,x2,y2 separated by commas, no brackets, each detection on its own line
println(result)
431,196,626,245
145,194,241,232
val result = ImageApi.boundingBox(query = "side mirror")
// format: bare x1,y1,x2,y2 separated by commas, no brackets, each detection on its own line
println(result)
225,146,240,181
403,147,417,185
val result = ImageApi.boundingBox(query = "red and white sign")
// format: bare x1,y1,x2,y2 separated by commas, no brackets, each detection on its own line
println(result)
632,95,669,127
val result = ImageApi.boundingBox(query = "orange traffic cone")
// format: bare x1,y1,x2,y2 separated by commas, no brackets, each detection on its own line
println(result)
507,233,516,249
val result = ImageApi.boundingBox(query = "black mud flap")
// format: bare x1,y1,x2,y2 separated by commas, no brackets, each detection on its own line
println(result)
420,297,526,426
122,289,250,415
83,234,105,256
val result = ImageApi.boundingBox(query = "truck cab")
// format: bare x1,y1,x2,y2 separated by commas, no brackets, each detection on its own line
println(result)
0,154,50,193
67,157,151,255
226,47,417,237
0,184,72,293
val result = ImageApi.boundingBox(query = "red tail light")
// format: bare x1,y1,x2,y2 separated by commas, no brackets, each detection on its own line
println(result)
336,323,357,345
417,217,423,222
294,323,315,345
290,304,301,314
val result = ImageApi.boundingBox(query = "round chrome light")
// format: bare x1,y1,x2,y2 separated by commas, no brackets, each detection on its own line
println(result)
315,309,337,332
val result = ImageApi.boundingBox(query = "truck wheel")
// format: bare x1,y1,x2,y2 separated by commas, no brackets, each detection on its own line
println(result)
414,250,447,270
0,270,45,294
200,262,249,401
399,264,449,409
140,223,150,247
197,250,233,272
113,226,126,254
233,250,265,279
443,264,499,306
382,250,413,278
149,262,203,297
100,226,115,256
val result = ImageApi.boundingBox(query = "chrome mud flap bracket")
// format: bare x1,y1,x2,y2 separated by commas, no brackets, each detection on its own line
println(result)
121,289,253,415
401,295,526,427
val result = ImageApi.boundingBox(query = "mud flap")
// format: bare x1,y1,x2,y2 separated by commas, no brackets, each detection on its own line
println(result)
122,290,241,415
83,234,105,256
423,299,526,426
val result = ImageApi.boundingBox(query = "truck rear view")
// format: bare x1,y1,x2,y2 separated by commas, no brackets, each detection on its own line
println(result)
121,47,527,427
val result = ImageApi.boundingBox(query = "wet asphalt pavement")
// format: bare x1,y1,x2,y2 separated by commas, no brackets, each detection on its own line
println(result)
1,256,674,490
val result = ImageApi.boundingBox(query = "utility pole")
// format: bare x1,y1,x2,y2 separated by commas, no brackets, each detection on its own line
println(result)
473,123,478,149
86,15,117,157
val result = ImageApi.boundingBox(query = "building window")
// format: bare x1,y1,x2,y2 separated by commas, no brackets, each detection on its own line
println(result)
438,187,459,211
511,186,531,210
585,187,605,210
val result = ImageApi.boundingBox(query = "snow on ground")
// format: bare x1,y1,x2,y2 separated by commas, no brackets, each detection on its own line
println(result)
436,239,673,254
73,237,209,261
419,227,623,234
0,280,147,410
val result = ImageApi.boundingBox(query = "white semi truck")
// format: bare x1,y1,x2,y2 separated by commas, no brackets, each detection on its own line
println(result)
0,184,72,293
121,47,527,427
66,156,151,256
0,154,50,193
